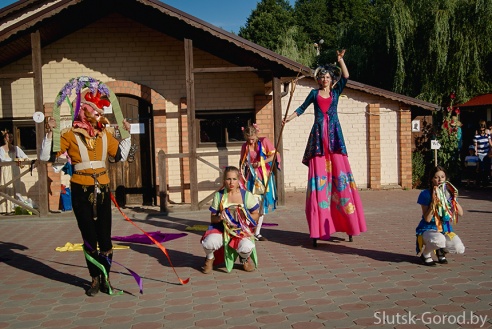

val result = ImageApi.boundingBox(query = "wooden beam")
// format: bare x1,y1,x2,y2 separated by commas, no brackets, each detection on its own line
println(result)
197,156,223,173
159,150,240,159
0,192,40,216
184,38,199,210
0,72,34,79
272,76,285,205
193,67,258,73
157,150,168,214
31,30,49,216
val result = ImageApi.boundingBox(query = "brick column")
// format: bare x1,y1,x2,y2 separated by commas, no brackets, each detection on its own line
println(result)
367,104,381,190
398,105,412,189
44,103,61,211
254,95,274,141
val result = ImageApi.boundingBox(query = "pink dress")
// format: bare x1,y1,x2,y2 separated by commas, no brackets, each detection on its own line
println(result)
305,94,366,240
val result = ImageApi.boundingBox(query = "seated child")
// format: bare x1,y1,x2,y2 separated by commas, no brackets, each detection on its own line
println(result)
416,166,465,266
201,166,260,273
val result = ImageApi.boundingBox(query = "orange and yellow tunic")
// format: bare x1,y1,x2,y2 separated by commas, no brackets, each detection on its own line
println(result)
56,128,120,186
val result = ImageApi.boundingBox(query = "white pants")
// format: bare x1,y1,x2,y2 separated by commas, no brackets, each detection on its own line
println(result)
422,230,465,255
202,233,255,260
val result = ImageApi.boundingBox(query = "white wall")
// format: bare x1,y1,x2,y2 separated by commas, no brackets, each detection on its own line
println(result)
280,80,402,191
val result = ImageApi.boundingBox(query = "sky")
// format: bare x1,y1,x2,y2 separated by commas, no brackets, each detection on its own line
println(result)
0,0,296,34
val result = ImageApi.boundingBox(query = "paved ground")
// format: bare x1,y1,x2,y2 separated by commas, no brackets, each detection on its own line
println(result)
0,185,491,329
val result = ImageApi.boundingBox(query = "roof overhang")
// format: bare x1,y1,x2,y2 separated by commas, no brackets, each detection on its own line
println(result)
0,0,439,111
0,0,311,78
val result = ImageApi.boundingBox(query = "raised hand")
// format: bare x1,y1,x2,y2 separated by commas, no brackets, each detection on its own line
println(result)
122,119,131,132
337,49,346,61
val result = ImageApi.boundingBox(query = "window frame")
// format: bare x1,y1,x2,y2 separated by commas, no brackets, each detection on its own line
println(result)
195,110,254,148
13,121,38,155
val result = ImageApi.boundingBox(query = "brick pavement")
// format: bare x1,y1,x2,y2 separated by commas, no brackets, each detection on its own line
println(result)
0,187,491,328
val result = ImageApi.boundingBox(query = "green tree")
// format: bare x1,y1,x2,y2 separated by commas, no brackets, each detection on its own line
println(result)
276,26,317,66
240,0,492,105
293,0,333,48
239,0,297,52
381,0,492,104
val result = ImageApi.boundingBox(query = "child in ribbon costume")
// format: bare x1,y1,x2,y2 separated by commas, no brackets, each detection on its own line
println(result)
240,124,280,241
201,166,260,273
416,166,465,266
41,76,132,296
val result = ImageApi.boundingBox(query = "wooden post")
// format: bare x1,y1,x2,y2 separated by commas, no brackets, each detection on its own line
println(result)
31,31,48,216
184,39,199,210
272,76,285,205
158,150,168,215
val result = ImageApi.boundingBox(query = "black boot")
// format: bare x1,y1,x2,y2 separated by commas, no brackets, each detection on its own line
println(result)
98,251,121,295
86,276,100,296
100,275,116,294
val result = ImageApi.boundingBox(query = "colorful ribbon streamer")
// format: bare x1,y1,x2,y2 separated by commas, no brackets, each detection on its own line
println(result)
432,181,459,232
110,192,190,285
83,241,127,295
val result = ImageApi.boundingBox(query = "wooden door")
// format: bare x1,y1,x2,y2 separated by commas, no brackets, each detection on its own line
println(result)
107,96,155,206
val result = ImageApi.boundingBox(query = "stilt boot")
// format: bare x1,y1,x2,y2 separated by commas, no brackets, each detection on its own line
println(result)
86,276,100,297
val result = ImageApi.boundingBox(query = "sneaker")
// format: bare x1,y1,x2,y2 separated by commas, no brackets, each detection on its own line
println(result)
255,234,268,241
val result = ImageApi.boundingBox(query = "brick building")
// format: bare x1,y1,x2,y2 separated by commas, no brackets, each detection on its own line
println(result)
0,0,438,215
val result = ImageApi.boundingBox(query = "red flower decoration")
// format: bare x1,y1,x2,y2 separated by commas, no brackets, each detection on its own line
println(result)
454,108,460,115
450,92,456,100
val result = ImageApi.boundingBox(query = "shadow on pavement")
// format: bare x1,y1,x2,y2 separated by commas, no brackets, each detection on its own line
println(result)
0,241,87,290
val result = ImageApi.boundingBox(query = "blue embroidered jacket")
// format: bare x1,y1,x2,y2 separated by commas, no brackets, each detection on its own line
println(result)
295,77,348,165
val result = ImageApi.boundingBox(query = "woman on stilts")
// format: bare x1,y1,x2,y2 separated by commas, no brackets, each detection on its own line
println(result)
283,49,366,247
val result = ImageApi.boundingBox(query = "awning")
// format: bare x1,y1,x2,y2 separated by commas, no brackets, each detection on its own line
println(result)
456,94,492,107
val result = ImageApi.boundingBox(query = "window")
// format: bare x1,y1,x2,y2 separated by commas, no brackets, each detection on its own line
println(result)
0,120,37,155
196,111,254,147
15,124,37,151
0,118,74,155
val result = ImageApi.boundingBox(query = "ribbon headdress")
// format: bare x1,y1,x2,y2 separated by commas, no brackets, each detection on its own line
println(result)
51,76,129,152
314,63,342,88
